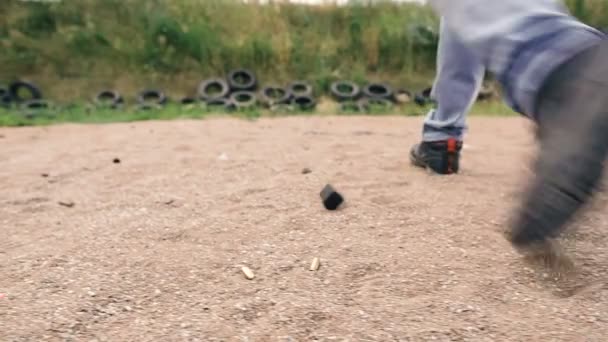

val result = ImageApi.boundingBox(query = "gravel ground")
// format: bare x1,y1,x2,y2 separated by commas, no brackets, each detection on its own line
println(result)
1,116,608,341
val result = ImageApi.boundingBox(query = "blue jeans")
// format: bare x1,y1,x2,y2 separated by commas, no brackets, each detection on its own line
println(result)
423,0,603,141
422,19,484,142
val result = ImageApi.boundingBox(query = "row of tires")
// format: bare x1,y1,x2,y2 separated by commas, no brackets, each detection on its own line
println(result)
91,69,436,112
93,69,318,111
2,68,495,114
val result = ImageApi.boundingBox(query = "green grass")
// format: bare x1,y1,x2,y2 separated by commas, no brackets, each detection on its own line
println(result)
0,0,439,102
0,98,517,127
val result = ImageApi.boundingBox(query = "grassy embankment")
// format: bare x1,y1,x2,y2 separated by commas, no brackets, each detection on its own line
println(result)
0,0,606,126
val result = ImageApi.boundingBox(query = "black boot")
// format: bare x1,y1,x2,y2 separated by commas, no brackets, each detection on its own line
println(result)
410,138,462,175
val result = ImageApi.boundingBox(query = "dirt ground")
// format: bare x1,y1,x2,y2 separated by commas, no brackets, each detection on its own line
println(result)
2,116,608,341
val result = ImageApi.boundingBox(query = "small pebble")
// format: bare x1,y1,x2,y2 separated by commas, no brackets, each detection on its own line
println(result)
310,257,321,271
59,201,75,208
113,158,121,164
242,267,255,280
302,168,312,174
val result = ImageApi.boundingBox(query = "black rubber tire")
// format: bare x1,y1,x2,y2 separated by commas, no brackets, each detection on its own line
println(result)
22,99,49,110
0,87,11,108
198,78,230,101
205,98,236,112
330,81,360,102
95,90,123,108
362,83,394,100
227,69,257,91
413,87,434,107
394,89,412,104
287,81,313,97
0,94,11,108
339,101,365,113
358,97,393,112
260,86,291,107
9,81,42,103
414,94,427,107
230,91,257,109
291,95,316,111
421,87,433,99
137,89,167,106
180,97,197,105
20,99,55,119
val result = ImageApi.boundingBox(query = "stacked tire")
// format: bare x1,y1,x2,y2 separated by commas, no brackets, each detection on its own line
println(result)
5,80,54,118
332,80,395,113
197,70,316,112
136,89,168,110
198,69,258,111
198,78,233,111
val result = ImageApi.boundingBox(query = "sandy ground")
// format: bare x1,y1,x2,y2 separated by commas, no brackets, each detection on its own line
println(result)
2,116,608,341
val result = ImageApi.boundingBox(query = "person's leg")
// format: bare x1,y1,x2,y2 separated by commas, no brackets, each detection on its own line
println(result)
428,0,602,118
428,0,606,270
509,42,608,270
410,19,485,175
422,18,485,142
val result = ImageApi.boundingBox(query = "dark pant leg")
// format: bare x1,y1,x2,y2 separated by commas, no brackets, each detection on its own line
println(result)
510,42,608,246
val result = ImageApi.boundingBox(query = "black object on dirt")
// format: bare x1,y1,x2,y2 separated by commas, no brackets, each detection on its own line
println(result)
113,158,121,164
58,201,75,208
320,184,344,211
